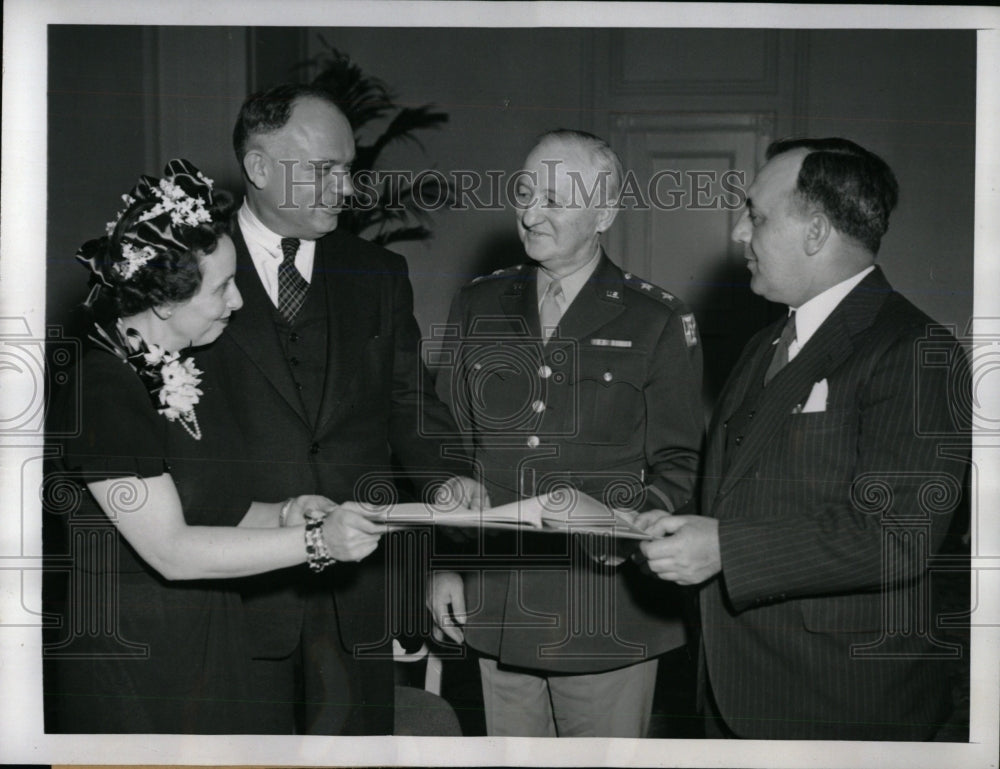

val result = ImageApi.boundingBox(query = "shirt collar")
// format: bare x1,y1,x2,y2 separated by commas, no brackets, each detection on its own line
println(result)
238,199,308,257
536,248,603,308
792,265,875,349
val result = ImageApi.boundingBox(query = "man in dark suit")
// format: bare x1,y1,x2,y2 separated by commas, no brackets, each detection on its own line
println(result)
199,83,481,734
428,130,704,737
639,137,970,740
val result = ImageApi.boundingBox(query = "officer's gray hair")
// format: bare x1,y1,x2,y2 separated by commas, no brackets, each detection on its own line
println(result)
534,129,624,207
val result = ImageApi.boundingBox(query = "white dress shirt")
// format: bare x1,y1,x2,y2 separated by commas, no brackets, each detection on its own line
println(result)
787,266,875,362
237,200,316,307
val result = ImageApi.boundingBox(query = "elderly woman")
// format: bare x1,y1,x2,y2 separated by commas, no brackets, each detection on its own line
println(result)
44,160,384,733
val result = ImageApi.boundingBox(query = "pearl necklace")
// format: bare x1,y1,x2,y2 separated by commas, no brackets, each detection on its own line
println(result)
177,408,202,441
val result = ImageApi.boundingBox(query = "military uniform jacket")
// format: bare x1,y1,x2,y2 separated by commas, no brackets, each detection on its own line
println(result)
440,254,704,674
700,268,970,740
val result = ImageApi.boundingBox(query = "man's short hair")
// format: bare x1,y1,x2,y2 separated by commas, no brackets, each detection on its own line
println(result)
232,83,344,167
767,137,899,254
535,129,625,207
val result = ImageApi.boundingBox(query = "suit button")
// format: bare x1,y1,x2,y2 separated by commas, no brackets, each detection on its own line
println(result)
538,365,552,379
748,410,755,419
294,381,303,390
735,435,743,446
290,357,300,366
309,443,320,455
290,332,300,342
602,371,613,382
722,421,729,429
531,400,546,413
526,435,540,448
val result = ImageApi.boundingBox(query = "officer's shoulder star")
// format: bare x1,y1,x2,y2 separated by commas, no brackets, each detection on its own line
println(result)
621,271,680,307
470,264,526,285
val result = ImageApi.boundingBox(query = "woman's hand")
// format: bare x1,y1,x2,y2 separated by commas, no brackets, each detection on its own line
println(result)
319,504,385,562
283,495,338,528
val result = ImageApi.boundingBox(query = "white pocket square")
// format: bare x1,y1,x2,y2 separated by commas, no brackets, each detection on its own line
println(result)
796,378,828,414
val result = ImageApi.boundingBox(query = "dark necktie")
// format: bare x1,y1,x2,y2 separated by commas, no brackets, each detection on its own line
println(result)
277,237,309,323
764,311,797,386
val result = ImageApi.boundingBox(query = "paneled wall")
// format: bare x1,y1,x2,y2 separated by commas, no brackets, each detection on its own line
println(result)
47,27,975,399
47,26,250,337
591,29,807,394
300,27,594,336
304,28,974,397
48,25,150,325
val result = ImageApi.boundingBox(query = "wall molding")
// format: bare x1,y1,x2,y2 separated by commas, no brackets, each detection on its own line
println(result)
608,29,781,97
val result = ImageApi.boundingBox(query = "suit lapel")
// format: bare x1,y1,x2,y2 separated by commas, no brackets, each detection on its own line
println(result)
718,333,773,426
716,268,892,496
703,329,774,503
315,231,356,431
227,224,309,423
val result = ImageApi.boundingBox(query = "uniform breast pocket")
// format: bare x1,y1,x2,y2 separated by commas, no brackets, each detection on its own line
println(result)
574,349,646,445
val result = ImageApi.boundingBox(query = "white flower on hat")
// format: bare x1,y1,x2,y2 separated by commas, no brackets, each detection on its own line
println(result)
138,178,212,229
116,243,158,280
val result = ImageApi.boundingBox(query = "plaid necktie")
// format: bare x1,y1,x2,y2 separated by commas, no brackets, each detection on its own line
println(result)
277,237,309,323
539,279,564,343
764,311,797,386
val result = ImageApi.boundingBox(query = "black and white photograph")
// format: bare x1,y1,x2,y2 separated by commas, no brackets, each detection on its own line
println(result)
1,1,998,767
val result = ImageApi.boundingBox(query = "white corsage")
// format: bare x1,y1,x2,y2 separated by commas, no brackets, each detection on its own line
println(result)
116,320,205,440
156,353,204,426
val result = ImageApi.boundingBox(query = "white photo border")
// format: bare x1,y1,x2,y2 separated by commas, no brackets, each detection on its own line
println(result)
2,1,998,766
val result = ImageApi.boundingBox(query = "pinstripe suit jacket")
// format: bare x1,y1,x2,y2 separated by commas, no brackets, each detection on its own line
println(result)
700,268,969,740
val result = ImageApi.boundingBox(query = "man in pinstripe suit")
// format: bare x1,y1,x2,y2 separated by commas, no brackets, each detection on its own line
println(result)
637,137,969,740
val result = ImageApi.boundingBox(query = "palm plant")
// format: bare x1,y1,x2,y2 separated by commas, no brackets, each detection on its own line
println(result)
298,37,451,246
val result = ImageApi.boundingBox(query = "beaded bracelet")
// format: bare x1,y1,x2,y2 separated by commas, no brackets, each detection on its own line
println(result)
304,512,336,572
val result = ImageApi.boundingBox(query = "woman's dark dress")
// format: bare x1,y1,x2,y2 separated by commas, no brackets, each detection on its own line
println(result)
44,344,262,733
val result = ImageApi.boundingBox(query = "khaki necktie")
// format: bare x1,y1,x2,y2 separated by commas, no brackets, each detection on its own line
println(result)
539,279,564,343
764,311,797,386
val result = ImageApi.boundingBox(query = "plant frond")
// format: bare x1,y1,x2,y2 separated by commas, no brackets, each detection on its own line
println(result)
300,38,450,247
369,225,434,246
351,146,379,175
306,44,394,128
368,106,450,162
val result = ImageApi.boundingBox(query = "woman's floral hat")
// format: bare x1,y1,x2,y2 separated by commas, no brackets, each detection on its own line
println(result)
76,158,217,286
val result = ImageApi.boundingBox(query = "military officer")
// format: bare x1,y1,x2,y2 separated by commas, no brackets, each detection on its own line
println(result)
428,130,704,737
